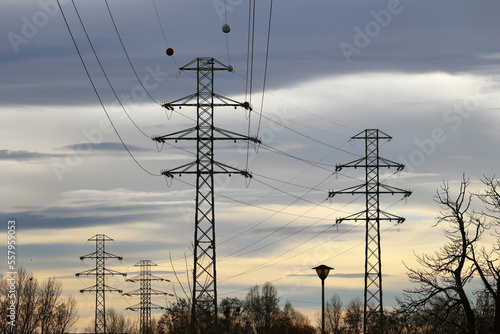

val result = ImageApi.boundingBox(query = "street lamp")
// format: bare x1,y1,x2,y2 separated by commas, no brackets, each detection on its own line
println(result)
313,265,333,334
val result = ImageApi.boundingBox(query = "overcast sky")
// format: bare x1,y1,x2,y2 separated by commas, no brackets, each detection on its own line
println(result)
1,0,500,331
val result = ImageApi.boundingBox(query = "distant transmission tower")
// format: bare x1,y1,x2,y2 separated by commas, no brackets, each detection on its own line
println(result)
123,260,172,334
76,234,127,334
328,129,411,334
153,57,260,334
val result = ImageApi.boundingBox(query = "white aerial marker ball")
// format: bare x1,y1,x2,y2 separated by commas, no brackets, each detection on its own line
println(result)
222,23,231,33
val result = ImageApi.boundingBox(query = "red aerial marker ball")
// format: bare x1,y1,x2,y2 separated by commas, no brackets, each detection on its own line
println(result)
166,48,174,56
243,101,250,109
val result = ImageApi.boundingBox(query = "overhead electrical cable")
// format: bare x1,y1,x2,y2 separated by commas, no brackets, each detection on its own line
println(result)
216,136,363,241
104,0,160,105
256,0,273,138
218,169,337,254
218,215,363,283
249,0,256,104
232,69,359,133
223,0,231,65
59,0,160,177
257,112,362,156
152,0,179,68
257,143,336,172
220,202,407,298
245,0,253,102
219,181,411,286
71,0,150,139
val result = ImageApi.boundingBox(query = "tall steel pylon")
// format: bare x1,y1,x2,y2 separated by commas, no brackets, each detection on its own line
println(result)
328,129,411,334
124,260,172,334
153,57,260,334
76,234,127,334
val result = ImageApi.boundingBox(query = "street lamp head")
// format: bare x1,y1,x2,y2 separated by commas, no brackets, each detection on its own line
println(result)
313,264,334,281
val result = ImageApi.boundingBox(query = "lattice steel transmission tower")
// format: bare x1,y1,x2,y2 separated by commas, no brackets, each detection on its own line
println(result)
76,234,127,334
328,129,411,334
153,57,260,334
124,260,172,334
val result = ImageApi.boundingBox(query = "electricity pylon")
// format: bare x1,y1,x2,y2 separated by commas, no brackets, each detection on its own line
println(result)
153,57,260,334
328,129,411,334
124,260,172,334
76,234,127,334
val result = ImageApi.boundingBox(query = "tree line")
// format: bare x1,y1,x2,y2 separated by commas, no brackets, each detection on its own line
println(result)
157,282,315,334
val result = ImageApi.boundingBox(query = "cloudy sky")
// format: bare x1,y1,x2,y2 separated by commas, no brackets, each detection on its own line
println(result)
1,0,500,331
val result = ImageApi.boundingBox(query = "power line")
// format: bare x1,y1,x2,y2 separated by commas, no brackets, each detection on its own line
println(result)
104,0,161,105
256,0,273,138
71,0,151,139
151,0,180,69
58,0,160,177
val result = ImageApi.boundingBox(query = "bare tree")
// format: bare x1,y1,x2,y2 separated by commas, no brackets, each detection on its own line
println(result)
106,308,138,334
316,293,343,333
219,297,244,333
244,282,280,334
0,268,79,334
344,297,362,334
400,176,481,334
157,298,191,334
471,175,500,333
52,295,79,334
38,278,62,334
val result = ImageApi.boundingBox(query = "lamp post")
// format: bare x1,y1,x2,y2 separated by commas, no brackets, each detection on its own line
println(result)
313,265,333,334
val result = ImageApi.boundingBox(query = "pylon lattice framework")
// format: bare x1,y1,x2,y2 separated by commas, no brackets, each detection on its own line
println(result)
153,57,260,334
328,129,411,334
124,260,172,334
76,234,127,334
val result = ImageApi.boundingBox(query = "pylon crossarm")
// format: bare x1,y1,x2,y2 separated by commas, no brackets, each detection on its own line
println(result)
336,210,367,223
161,161,198,177
351,129,392,140
103,268,127,276
79,285,98,293
79,251,123,260
127,274,169,282
378,157,405,170
162,93,198,109
213,127,261,143
76,267,124,277
212,93,247,107
179,57,229,71
102,284,123,293
379,210,406,224
378,183,412,196
152,127,198,142
79,251,98,260
329,183,367,197
75,269,96,276
335,157,366,171
150,288,172,295
213,161,252,177
79,285,123,294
